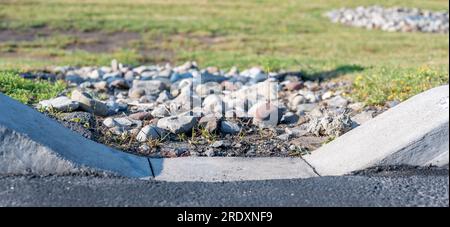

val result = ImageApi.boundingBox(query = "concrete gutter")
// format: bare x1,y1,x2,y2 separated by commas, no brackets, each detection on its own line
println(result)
0,85,448,181
149,157,318,182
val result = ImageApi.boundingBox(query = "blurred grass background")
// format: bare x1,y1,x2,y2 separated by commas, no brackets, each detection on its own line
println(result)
0,0,448,105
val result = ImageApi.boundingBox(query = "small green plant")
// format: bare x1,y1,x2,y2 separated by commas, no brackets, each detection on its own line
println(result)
177,133,188,142
199,126,217,143
147,132,170,148
0,71,66,104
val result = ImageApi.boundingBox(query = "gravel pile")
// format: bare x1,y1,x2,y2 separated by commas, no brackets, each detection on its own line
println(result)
25,60,390,157
326,5,449,33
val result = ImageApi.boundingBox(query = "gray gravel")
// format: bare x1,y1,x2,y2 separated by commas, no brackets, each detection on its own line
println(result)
0,168,447,207
327,5,449,33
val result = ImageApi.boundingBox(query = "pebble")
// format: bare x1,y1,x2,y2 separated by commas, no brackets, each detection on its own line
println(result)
151,105,171,118
39,96,79,112
249,102,282,128
129,111,151,121
220,121,241,134
157,115,197,134
136,125,165,142
70,89,109,116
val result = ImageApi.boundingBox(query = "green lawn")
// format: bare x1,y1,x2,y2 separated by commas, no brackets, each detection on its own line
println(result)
0,0,448,105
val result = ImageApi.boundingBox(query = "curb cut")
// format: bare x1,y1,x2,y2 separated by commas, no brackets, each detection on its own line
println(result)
303,85,449,176
0,93,151,178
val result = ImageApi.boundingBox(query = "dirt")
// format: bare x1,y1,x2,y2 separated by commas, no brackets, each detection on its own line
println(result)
0,27,141,52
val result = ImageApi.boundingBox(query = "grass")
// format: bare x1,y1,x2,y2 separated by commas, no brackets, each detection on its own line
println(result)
352,65,449,105
0,71,66,104
0,0,448,105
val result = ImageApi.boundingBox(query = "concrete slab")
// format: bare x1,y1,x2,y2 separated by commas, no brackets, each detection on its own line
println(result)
149,157,318,182
0,93,151,178
304,85,449,176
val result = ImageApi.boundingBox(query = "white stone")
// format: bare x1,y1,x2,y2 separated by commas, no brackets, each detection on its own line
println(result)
39,96,79,112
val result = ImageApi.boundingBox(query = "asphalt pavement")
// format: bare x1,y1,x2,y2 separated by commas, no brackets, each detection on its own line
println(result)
0,167,448,207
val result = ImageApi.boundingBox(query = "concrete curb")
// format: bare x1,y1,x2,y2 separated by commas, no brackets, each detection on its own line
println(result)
0,93,151,178
303,85,449,176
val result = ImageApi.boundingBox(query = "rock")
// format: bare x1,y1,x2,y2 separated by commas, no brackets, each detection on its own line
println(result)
103,72,121,81
106,100,128,113
139,95,157,103
199,114,221,132
116,117,142,128
89,69,103,80
386,100,401,108
151,105,170,118
136,125,166,142
195,82,222,97
131,80,166,96
220,121,240,134
222,81,240,91
103,117,116,128
296,103,318,115
109,78,129,89
231,80,278,107
156,90,172,103
202,94,223,115
206,66,220,74
277,133,291,140
157,115,197,134
111,59,119,71
174,61,197,72
170,90,201,115
226,66,239,76
285,126,308,137
240,67,268,83
285,81,303,91
103,117,142,130
325,95,348,108
124,71,136,81
65,74,84,85
249,102,282,128
306,109,353,137
288,94,306,110
205,148,215,157
299,90,319,103
193,71,227,84
70,90,109,116
303,81,320,91
129,112,151,121
128,88,145,99
280,112,299,125
39,96,79,112
94,81,108,92
321,91,334,100
210,140,231,148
